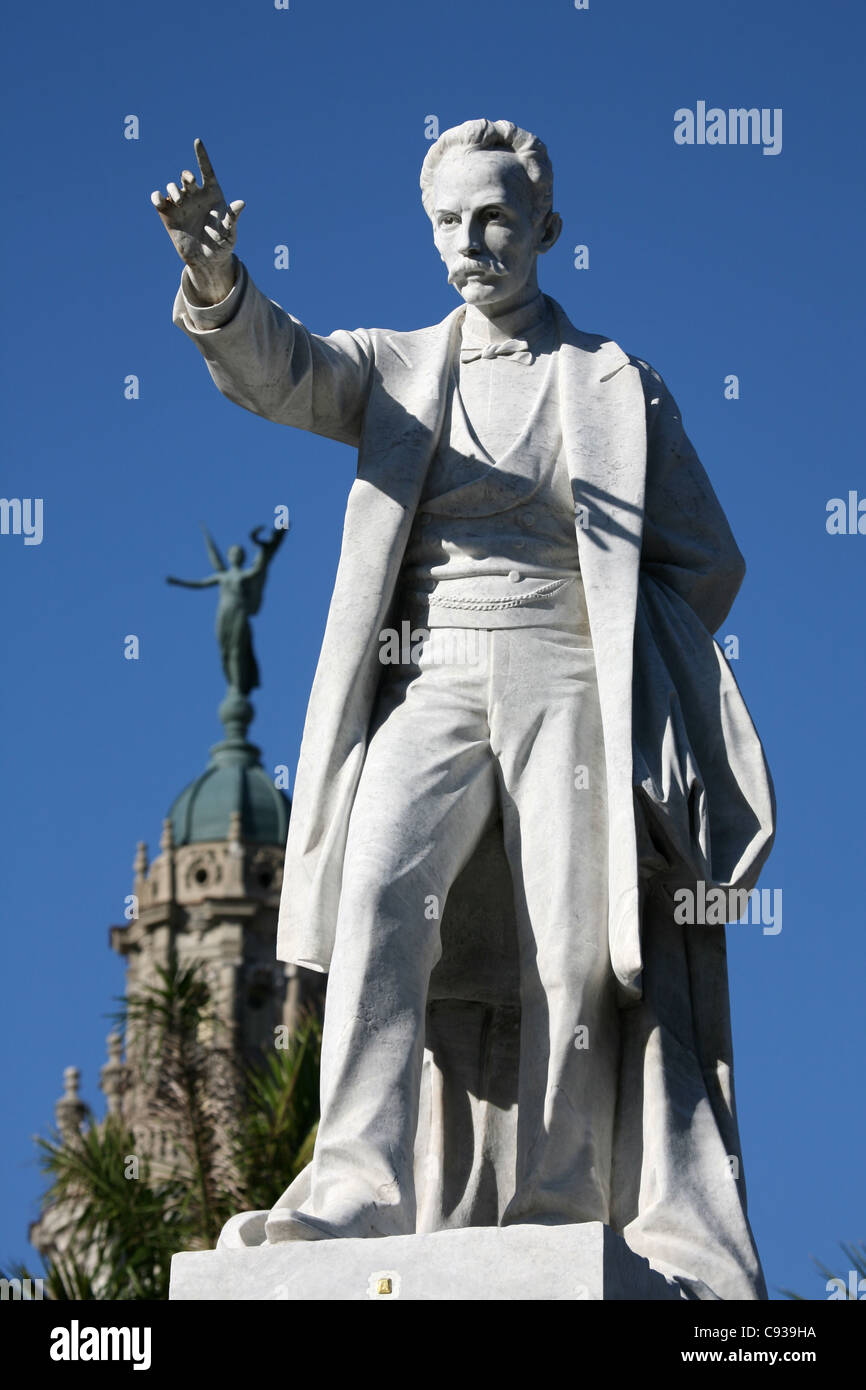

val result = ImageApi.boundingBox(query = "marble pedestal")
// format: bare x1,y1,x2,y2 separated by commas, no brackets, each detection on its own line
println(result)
169,1222,687,1301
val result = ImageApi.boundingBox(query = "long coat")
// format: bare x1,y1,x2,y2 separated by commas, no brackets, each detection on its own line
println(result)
177,265,776,1297
174,263,774,1001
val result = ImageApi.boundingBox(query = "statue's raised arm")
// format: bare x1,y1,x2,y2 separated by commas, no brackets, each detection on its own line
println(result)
159,140,373,446
245,525,289,616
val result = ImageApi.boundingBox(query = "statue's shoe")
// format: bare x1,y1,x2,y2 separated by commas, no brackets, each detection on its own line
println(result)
214,1206,379,1247
216,1210,270,1249
265,1208,350,1243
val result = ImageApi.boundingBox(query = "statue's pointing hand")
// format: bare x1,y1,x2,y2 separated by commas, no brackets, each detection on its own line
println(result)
151,139,244,305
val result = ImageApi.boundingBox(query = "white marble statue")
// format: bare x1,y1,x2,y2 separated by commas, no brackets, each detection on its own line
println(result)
154,121,775,1300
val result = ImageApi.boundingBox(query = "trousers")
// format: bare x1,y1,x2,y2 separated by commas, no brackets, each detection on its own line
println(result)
275,578,620,1238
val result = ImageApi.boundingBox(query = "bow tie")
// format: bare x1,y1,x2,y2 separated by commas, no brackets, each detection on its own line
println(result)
460,338,533,365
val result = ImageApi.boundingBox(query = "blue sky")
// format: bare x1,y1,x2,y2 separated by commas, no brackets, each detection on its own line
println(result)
1,0,863,1298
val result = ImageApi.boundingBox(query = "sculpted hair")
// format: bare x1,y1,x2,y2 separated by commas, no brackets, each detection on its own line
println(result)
420,119,555,223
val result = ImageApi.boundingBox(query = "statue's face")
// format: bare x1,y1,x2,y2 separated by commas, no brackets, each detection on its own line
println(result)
431,149,555,311
228,545,244,567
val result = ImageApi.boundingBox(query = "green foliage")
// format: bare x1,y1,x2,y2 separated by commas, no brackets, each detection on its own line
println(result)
8,957,321,1300
115,959,241,1246
235,1014,321,1212
34,1118,189,1299
781,1241,866,1301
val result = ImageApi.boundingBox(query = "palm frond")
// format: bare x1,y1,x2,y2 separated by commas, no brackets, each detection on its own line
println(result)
20,959,323,1298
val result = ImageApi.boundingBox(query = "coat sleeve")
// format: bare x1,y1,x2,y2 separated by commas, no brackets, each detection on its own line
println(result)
172,259,374,447
637,361,744,634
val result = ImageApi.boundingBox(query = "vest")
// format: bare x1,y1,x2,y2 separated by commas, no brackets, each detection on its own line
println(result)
399,325,582,628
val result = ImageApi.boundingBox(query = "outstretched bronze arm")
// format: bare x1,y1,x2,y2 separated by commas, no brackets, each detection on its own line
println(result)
166,574,220,588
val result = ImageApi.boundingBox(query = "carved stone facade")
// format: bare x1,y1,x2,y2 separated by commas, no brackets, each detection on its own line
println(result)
112,813,313,1075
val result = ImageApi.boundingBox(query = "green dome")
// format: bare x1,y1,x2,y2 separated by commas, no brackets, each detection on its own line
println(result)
169,739,290,847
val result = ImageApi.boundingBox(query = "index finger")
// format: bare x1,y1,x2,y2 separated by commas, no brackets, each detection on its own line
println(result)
194,138,216,186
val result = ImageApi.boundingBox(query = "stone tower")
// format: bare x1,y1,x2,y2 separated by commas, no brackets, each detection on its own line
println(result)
100,696,324,1173
111,721,310,1077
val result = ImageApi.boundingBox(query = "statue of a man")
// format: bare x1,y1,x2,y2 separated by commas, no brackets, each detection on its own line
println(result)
153,122,775,1299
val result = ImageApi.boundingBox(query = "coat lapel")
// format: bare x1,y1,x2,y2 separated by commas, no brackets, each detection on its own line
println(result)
359,308,465,504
